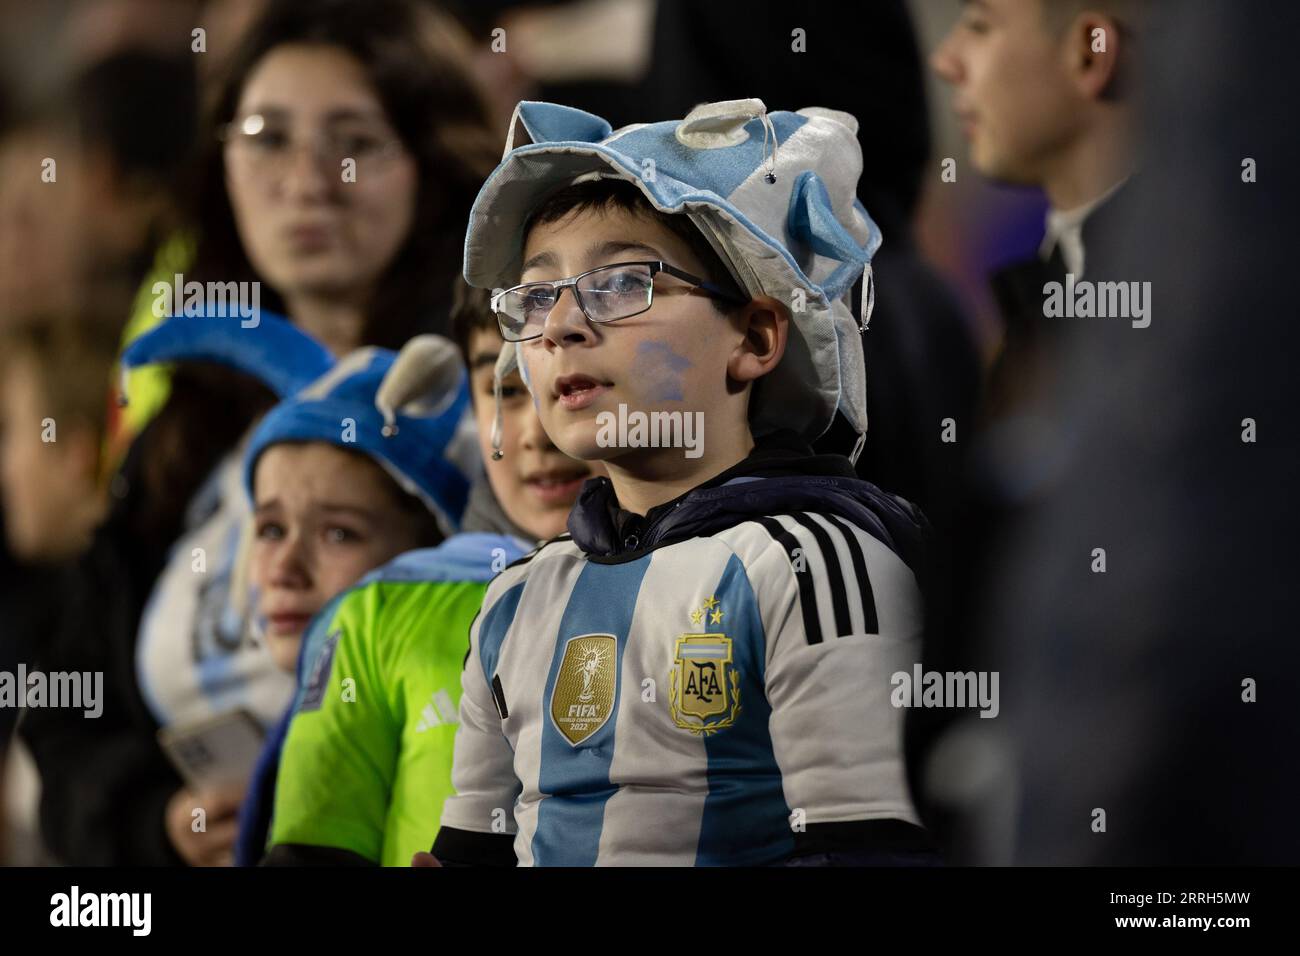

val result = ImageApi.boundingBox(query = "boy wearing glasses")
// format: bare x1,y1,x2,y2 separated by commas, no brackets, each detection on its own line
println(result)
431,100,935,866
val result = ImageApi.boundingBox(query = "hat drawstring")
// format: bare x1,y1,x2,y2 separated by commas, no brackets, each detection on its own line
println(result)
850,263,876,463
490,374,505,460
760,109,779,184
489,342,518,460
858,263,875,333
850,430,867,466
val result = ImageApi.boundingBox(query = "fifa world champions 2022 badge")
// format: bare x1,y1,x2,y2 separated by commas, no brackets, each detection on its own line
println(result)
670,596,742,736
550,634,617,745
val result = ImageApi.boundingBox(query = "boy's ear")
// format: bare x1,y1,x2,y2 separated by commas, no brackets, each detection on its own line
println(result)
727,295,788,385
1066,12,1125,101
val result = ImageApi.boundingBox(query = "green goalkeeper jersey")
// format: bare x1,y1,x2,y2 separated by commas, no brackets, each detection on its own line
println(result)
264,532,528,866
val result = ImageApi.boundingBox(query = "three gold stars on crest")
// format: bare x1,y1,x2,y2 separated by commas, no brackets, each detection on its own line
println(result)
690,595,724,627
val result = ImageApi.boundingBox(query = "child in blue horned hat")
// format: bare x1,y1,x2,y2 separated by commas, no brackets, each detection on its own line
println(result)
430,99,937,866
121,313,528,866
120,312,482,674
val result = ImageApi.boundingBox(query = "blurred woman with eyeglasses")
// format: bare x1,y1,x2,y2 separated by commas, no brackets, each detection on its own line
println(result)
20,0,498,866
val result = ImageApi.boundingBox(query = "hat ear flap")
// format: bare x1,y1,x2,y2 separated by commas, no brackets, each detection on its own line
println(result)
787,171,873,300
675,98,768,148
374,335,465,436
507,101,612,153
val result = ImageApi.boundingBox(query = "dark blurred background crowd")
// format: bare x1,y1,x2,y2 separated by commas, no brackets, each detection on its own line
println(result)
0,0,1294,866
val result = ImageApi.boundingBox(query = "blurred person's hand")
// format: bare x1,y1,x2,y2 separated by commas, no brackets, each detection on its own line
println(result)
499,0,653,85
165,784,245,867
0,128,85,322
411,851,441,867
63,0,201,68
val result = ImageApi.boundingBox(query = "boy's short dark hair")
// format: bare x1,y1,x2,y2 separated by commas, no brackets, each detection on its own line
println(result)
523,178,746,313
448,279,499,371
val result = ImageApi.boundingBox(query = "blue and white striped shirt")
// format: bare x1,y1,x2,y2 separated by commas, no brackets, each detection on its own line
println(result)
440,455,929,866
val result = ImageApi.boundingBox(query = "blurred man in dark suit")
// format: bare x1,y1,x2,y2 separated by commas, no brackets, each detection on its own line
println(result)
926,0,1300,863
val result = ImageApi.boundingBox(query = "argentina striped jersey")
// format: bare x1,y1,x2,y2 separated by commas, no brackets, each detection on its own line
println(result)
439,493,926,866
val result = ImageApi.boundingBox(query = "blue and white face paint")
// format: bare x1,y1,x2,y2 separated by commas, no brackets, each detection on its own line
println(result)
635,339,693,403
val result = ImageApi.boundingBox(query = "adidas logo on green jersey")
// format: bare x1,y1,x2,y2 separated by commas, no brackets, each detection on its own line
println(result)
414,689,458,732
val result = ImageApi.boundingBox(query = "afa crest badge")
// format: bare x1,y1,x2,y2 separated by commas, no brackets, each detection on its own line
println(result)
670,597,742,735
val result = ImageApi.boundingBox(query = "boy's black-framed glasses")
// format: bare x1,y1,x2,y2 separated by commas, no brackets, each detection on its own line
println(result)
491,260,749,342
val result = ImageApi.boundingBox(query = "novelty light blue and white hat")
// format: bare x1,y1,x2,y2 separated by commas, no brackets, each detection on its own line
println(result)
120,312,479,534
464,98,881,455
